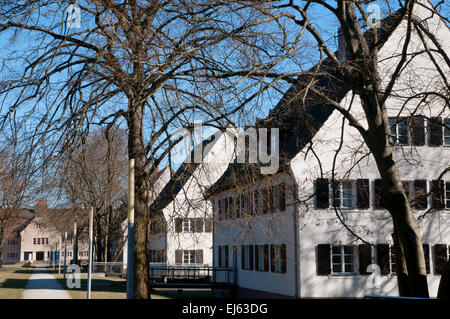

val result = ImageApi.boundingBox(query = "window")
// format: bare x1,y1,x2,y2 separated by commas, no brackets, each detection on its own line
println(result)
218,246,228,267
331,246,356,274
446,182,450,209
444,119,450,145
244,245,252,270
332,181,353,209
183,250,196,264
182,219,194,232
150,250,166,263
253,190,259,215
256,245,265,271
45,238,48,245
390,117,409,145
390,246,396,274
37,238,40,245
68,252,72,257
277,184,286,211
217,199,223,220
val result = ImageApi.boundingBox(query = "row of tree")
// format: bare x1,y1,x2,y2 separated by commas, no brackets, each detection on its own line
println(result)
0,0,448,298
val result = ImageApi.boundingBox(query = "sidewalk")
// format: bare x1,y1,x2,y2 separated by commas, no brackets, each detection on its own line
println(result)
22,266,72,299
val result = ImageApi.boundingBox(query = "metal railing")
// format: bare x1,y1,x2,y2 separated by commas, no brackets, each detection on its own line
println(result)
92,262,125,276
149,264,236,286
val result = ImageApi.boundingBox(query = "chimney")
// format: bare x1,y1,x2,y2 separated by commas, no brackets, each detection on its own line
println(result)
35,200,48,214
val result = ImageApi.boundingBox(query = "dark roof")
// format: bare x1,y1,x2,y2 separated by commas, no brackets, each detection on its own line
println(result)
148,130,224,214
207,8,408,196
207,58,349,195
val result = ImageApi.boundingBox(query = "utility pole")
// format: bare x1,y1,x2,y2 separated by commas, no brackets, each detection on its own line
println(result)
73,221,78,265
126,158,135,299
59,236,61,274
87,206,94,299
63,231,67,280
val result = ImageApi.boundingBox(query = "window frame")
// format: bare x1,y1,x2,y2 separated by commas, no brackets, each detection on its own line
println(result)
182,250,196,264
331,245,357,275
389,117,409,146
331,181,354,210
444,119,450,146
445,181,450,209
182,218,194,233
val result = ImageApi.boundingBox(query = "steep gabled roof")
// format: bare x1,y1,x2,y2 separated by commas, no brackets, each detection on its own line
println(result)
207,6,411,196
148,130,224,214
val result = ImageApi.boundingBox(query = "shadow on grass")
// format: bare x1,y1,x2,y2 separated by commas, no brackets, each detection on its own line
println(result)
56,278,126,293
151,289,212,299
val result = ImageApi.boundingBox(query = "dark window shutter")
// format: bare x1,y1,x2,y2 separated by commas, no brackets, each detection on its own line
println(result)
281,244,287,273
270,245,276,272
374,179,383,209
263,244,269,272
218,199,223,221
356,179,370,209
316,178,329,209
241,245,245,269
255,245,260,271
423,244,430,274
218,246,222,267
428,117,443,146
279,184,286,211
195,218,204,233
196,250,203,265
376,244,390,275
225,246,229,268
434,244,448,275
358,244,372,275
317,244,331,275
175,218,182,233
175,250,182,264
224,197,229,220
253,191,259,215
236,196,241,218
410,116,425,146
249,245,254,270
414,180,427,210
431,180,445,209
204,218,213,232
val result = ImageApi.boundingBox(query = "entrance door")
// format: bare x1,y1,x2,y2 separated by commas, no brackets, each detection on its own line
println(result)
24,252,32,261
36,252,44,261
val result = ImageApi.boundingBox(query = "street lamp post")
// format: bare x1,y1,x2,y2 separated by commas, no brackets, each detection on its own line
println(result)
87,206,94,299
63,231,67,280
126,158,135,299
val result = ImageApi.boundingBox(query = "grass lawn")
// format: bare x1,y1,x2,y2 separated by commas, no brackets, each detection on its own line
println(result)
50,270,212,299
0,265,34,299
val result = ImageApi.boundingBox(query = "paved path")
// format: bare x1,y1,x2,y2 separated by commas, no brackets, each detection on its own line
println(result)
22,267,72,299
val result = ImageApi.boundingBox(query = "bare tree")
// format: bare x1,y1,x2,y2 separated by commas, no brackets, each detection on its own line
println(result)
55,126,128,263
0,1,298,297
247,0,448,297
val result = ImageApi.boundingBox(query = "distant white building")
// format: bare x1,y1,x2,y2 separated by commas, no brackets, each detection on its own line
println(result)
1,200,89,265
123,129,236,268
208,1,450,298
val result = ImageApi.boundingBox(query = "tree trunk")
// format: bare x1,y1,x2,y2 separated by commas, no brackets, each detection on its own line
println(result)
437,259,450,298
392,232,411,296
366,111,429,297
128,97,150,299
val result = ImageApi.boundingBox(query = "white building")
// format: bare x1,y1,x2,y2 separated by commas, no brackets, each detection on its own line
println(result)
208,1,450,298
124,129,236,268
